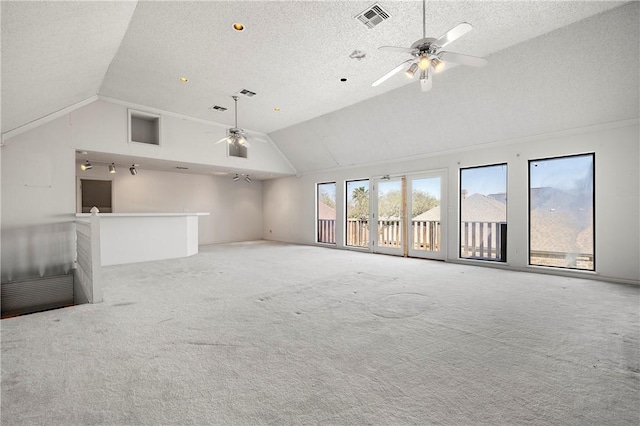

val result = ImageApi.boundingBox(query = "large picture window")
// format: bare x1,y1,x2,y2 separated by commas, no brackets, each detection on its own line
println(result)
460,164,507,261
316,182,336,244
345,179,370,248
529,154,594,270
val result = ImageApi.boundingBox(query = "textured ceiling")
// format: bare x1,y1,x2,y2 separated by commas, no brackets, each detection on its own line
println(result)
2,1,637,174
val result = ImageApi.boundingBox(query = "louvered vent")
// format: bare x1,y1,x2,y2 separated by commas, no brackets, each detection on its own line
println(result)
355,3,390,29
239,89,257,97
211,105,227,112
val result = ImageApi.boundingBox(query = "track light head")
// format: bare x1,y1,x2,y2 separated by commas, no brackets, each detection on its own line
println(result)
233,174,240,181
129,165,137,175
80,160,92,171
245,175,252,183
109,163,116,174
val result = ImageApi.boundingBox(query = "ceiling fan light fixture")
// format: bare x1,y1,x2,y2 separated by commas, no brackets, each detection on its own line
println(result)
431,58,445,73
418,54,430,70
405,63,418,78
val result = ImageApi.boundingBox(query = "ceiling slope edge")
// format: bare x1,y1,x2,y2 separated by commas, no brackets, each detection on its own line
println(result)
1,95,99,143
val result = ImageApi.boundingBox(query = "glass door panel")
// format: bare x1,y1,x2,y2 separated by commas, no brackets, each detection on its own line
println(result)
408,174,445,259
373,178,403,255
345,179,370,248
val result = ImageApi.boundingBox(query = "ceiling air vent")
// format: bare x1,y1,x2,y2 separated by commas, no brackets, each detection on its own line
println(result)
238,89,257,97
211,105,227,112
355,3,390,29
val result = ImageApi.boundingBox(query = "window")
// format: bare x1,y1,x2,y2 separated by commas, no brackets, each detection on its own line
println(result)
529,154,594,270
317,182,336,244
460,164,507,261
345,179,370,248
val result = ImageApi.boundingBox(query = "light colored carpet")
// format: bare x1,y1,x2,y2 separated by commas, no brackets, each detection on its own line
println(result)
2,241,639,425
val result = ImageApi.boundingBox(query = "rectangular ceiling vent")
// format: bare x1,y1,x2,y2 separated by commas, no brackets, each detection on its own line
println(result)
210,105,227,112
238,89,257,97
355,3,390,29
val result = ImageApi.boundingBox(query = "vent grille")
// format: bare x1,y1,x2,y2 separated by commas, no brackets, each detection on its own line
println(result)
211,105,227,112
239,89,257,97
355,3,390,29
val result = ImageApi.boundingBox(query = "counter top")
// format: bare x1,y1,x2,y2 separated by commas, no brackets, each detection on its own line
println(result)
75,212,210,218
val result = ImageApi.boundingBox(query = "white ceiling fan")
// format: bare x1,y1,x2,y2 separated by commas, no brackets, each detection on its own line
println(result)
372,0,487,92
215,95,263,148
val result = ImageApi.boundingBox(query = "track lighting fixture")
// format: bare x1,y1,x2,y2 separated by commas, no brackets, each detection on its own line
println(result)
233,174,240,181
109,163,116,174
129,165,137,175
244,175,252,183
80,160,92,171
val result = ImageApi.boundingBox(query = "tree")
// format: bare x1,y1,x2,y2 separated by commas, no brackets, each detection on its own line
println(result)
319,191,335,209
411,189,439,218
347,186,369,220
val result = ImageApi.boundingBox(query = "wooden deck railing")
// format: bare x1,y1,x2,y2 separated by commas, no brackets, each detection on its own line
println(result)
320,219,441,251
317,219,336,244
460,221,506,261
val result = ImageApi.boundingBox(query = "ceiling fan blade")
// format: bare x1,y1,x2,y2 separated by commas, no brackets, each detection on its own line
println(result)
378,46,417,54
440,51,487,67
420,71,432,92
434,22,473,48
372,59,414,87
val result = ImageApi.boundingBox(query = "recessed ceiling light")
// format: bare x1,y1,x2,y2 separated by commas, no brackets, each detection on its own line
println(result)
179,77,189,82
274,107,281,112
233,22,245,32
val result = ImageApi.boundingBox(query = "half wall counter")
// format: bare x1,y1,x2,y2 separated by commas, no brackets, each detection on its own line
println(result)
75,212,209,266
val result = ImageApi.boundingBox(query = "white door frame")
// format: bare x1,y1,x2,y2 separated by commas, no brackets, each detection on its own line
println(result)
371,176,405,256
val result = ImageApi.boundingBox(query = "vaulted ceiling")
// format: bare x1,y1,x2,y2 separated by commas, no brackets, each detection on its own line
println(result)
2,1,638,174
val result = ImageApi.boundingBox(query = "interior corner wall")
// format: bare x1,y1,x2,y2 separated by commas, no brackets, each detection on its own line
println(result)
1,116,76,281
76,166,263,244
262,121,640,284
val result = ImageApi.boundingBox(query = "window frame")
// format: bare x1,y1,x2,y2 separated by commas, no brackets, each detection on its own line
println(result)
316,181,337,245
458,163,508,262
527,153,595,271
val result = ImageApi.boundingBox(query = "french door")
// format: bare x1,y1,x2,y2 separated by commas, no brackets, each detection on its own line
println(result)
371,172,445,259
407,173,445,260
371,177,404,256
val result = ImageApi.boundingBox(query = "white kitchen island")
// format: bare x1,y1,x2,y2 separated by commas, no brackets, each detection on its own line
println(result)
75,212,209,266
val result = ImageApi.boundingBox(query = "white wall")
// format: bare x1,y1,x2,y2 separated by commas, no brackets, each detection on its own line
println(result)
76,166,263,245
2,99,277,280
70,99,296,176
262,121,640,284
1,116,77,281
